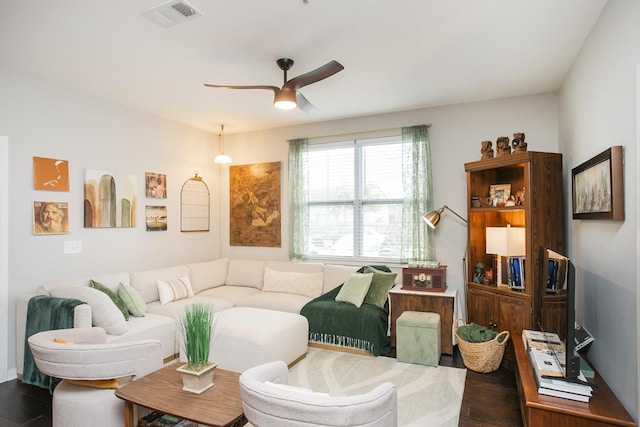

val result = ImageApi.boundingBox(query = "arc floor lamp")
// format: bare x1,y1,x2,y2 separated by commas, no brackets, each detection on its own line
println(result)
422,204,468,319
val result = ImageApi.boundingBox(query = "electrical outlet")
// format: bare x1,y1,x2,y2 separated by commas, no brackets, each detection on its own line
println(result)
63,240,82,254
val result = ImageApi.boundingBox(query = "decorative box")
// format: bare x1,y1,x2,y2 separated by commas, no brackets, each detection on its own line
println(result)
401,266,447,292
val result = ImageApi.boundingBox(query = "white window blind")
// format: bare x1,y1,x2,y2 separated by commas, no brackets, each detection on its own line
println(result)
306,135,403,261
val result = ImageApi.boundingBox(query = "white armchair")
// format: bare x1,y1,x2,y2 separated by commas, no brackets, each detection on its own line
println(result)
28,327,162,427
239,360,397,427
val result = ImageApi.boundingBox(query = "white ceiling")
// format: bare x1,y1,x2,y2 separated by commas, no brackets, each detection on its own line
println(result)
0,0,606,134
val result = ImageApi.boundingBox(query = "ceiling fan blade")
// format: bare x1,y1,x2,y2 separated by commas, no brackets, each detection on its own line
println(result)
204,84,280,94
296,92,317,113
285,60,344,91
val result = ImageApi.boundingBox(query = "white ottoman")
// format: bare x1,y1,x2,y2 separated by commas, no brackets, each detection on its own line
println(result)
206,307,308,373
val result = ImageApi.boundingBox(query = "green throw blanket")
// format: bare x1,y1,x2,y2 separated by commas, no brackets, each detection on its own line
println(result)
22,295,85,392
300,265,391,356
457,322,507,343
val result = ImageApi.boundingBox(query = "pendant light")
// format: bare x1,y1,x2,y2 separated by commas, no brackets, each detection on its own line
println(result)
213,124,232,164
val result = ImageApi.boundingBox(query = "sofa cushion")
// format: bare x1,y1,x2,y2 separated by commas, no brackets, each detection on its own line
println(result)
262,267,323,299
49,286,127,335
130,265,190,304
196,286,260,305
226,260,267,289
236,292,311,314
89,280,129,320
322,264,358,294
335,272,374,308
117,283,146,317
363,266,397,308
188,258,229,294
156,275,195,305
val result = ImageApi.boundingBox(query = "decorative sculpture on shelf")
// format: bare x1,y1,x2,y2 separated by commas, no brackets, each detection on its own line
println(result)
473,262,485,283
496,137,512,157
511,132,528,152
480,141,494,160
515,188,525,206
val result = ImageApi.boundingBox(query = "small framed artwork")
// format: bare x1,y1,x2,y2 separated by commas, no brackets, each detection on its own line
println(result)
489,184,511,207
572,146,624,220
33,201,69,234
33,157,69,191
146,205,167,231
146,172,167,199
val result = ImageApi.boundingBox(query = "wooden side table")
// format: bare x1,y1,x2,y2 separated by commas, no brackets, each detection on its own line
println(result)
389,286,456,355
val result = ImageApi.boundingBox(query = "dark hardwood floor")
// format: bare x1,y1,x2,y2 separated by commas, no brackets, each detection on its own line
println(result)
0,346,521,427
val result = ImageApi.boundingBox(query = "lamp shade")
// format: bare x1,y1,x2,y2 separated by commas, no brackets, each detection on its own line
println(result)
422,210,441,229
213,153,232,164
273,88,297,110
214,124,232,164
485,226,525,256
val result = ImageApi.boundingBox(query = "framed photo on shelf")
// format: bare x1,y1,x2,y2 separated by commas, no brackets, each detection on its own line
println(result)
572,146,624,221
489,184,511,207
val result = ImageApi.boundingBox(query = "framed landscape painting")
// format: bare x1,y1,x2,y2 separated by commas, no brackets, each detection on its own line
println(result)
572,146,624,221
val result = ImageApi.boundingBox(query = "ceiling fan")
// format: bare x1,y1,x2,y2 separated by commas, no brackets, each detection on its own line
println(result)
204,58,344,113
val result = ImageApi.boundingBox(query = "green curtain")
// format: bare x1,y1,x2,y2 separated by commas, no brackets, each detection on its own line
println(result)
288,138,309,258
401,125,436,262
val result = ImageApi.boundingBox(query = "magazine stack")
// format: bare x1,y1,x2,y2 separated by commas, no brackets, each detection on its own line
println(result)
523,330,593,402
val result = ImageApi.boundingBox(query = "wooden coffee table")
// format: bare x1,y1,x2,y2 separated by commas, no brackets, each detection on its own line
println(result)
115,363,245,427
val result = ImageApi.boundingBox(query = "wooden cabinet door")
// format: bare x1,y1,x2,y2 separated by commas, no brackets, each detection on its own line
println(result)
498,294,530,334
467,288,497,330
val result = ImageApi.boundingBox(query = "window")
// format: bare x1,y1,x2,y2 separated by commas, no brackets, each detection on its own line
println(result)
305,135,403,261
289,125,434,264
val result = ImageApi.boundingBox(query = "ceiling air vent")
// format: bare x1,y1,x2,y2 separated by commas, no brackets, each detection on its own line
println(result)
142,0,203,28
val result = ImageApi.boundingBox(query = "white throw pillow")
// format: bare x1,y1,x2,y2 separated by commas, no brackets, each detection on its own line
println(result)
49,286,127,335
262,267,324,299
156,275,195,305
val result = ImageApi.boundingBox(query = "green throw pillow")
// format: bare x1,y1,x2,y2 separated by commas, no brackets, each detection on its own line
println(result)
335,272,374,308
89,280,130,320
117,282,146,317
363,266,397,308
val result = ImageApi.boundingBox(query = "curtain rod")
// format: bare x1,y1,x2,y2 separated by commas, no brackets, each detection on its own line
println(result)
302,123,432,142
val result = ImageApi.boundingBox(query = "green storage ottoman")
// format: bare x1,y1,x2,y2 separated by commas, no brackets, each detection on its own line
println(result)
396,311,441,366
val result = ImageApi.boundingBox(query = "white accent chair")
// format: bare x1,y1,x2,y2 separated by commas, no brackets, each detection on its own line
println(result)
28,327,162,427
239,360,398,427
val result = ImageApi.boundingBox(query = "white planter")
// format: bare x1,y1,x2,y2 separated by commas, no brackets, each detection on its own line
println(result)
176,362,217,394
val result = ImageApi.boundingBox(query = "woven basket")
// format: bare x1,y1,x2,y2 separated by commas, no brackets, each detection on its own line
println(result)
454,318,510,373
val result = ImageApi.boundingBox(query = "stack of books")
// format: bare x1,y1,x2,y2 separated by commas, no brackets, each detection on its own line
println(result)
507,256,525,290
523,330,593,402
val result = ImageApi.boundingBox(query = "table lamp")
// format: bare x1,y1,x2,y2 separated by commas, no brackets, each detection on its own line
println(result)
485,225,525,287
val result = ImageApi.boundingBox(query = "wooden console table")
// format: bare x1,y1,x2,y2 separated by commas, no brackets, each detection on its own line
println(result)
389,286,456,355
513,335,635,427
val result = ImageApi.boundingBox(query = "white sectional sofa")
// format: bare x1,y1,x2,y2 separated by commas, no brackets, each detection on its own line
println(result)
16,258,360,377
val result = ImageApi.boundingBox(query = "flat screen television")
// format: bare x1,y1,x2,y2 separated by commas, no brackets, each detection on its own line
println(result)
540,248,580,380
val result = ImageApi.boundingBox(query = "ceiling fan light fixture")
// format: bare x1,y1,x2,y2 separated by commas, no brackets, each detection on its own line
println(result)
273,90,297,110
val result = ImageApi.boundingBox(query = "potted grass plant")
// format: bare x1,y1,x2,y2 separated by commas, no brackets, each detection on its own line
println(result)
176,302,217,394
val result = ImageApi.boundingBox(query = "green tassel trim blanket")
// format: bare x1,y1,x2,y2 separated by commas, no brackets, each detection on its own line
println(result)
22,295,85,392
301,266,391,356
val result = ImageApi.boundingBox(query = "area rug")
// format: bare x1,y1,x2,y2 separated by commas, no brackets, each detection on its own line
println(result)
287,348,466,427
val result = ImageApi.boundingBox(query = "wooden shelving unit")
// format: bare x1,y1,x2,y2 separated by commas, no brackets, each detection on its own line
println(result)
464,151,565,365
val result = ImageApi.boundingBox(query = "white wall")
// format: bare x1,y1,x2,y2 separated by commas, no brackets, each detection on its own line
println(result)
0,67,221,379
558,0,638,419
0,64,562,383
221,92,559,324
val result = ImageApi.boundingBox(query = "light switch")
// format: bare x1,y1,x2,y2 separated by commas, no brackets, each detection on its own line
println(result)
63,240,82,254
